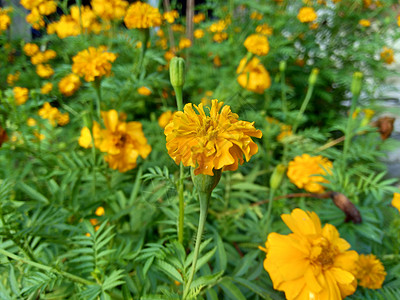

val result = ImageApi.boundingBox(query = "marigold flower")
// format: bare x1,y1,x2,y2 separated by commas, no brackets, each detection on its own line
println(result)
277,124,293,141
41,82,53,94
236,56,271,94
27,118,37,127
380,47,395,64
26,8,44,30
260,208,359,300
43,49,57,60
359,19,371,27
36,64,54,78
137,86,152,96
287,154,332,193
31,52,45,65
255,24,273,36
0,8,11,32
7,72,20,86
23,43,39,57
124,1,162,29
72,46,117,82
38,102,59,126
194,29,204,39
209,19,228,32
163,10,179,23
250,11,263,20
355,254,386,289
244,34,269,56
79,127,95,148
48,15,81,38
34,130,45,141
13,87,29,105
179,38,192,49
297,7,317,23
91,0,128,21
38,0,57,15
213,32,228,43
164,99,262,176
158,111,176,128
58,73,81,97
95,206,105,216
392,192,400,212
171,24,185,32
193,13,205,24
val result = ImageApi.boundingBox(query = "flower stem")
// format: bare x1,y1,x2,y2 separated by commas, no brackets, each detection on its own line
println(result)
280,69,288,122
182,191,209,299
264,188,275,236
342,94,359,169
292,83,315,134
93,79,102,121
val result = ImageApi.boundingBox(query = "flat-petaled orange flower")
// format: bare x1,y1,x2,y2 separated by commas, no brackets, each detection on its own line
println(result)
260,208,359,300
13,87,29,105
236,56,271,94
380,47,395,64
355,254,386,289
124,1,162,29
287,154,332,193
297,7,317,23
164,99,262,176
244,34,269,56
72,46,117,82
58,74,81,96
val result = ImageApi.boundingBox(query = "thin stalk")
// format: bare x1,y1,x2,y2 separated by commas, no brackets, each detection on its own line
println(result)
137,29,150,74
264,188,275,235
280,70,288,121
342,94,359,169
93,79,102,121
182,192,209,299
292,84,315,134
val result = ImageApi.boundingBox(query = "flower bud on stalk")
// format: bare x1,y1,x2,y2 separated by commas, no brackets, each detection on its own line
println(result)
191,167,222,195
279,61,286,73
169,56,185,88
308,68,319,86
270,164,286,190
351,71,363,98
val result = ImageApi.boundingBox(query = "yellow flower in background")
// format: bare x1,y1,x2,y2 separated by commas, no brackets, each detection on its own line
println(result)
209,19,228,33
171,24,185,32
250,11,263,20
164,99,262,176
72,46,117,82
163,10,179,23
33,130,45,141
7,72,20,86
277,124,293,141
48,15,81,38
30,50,56,65
27,118,37,127
179,37,192,49
213,32,228,43
287,154,332,193
95,206,105,216
26,8,44,30
137,86,152,96
255,24,273,36
244,34,269,56
79,127,96,148
44,49,57,60
38,0,57,15
355,254,386,289
40,82,53,94
13,87,29,105
380,47,395,64
194,29,204,39
158,111,176,128
359,19,371,27
70,5,98,32
236,56,271,94
38,102,59,126
59,73,81,96
91,0,128,21
392,192,400,212
193,13,205,24
57,112,70,126
36,64,54,78
23,43,40,57
297,7,317,23
124,1,162,29
260,208,359,300
309,22,319,30
0,8,11,32
398,15,400,27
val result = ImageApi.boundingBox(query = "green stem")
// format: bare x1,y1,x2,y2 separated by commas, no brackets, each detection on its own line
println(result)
93,79,102,121
0,248,94,286
178,163,184,244
280,70,288,121
264,188,275,236
342,94,359,169
292,84,315,134
137,29,150,74
182,192,209,299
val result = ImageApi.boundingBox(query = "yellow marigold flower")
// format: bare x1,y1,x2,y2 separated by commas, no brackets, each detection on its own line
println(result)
7,72,20,86
277,124,293,141
91,0,128,21
43,49,57,61
164,99,262,176
380,47,395,64
359,19,371,27
57,112,70,126
33,130,45,141
70,6,98,31
0,8,11,32
38,0,57,16
41,82,53,94
355,254,386,289
250,11,263,20
171,24,185,32
287,154,332,193
244,34,269,56
236,56,271,94
38,102,59,126
30,52,46,65
398,15,400,27
95,206,105,216
194,29,204,39
164,50,175,62
58,73,81,97
13,87,29,105
193,13,205,24
20,0,41,10
309,22,319,30
297,7,317,23
23,43,39,57
36,64,54,78
137,86,152,96
72,46,117,82
163,10,179,23
27,118,37,127
392,192,400,213
260,208,359,300
179,37,192,49
209,19,227,32
255,24,273,36
79,127,95,148
49,15,81,38
213,32,228,43
158,111,176,128
26,8,45,30
124,1,162,29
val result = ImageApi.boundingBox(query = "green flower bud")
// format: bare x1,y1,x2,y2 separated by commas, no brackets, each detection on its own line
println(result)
279,61,287,73
270,164,286,190
351,71,363,97
308,68,319,86
169,57,185,88
191,168,222,195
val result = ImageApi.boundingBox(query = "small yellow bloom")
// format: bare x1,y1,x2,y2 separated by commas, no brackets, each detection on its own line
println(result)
26,8,44,30
13,87,29,105
27,118,37,127
79,127,94,149
213,32,228,43
255,24,273,36
171,24,185,32
277,124,293,141
309,22,319,30
359,19,371,27
44,49,57,61
179,38,192,50
250,11,263,20
398,15,400,27
38,0,57,15
36,64,54,78
193,13,205,23
95,206,105,216
59,73,81,97
164,50,175,62
33,130,45,141
355,254,386,289
194,29,204,39
0,8,11,32
287,154,332,193
236,56,271,94
297,7,317,23
163,10,179,23
92,0,128,21
392,192,400,213
57,112,70,126
38,102,59,126
124,1,162,29
158,111,176,128
209,19,228,32
380,47,395,64
137,86,152,96
40,82,53,94
244,34,269,56
7,72,20,86
31,52,45,65
23,43,40,57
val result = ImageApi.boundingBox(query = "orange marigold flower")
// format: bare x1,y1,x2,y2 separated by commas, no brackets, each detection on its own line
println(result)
260,208,359,300
297,7,317,23
355,254,386,289
95,206,105,216
236,56,271,94
137,86,152,96
124,1,162,29
91,0,128,21
359,19,371,27
164,99,262,176
392,192,400,213
36,64,54,78
287,154,332,193
23,43,40,57
244,34,269,56
58,73,81,97
193,13,205,23
250,11,263,20
57,112,70,126
40,82,53,94
38,0,57,16
43,49,57,60
380,47,395,64
163,10,179,23
194,29,204,39
179,37,192,49
213,32,228,43
0,8,11,32
72,46,117,82
13,87,29,105
38,102,59,126
26,8,45,30
7,72,20,86
158,111,176,128
255,24,273,36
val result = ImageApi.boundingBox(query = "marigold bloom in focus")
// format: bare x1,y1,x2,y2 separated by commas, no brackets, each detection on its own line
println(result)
355,254,386,289
260,208,359,300
244,34,269,56
392,192,400,213
23,43,40,57
380,47,395,64
13,87,29,105
359,19,371,27
193,13,205,23
124,1,162,29
36,64,54,78
59,74,81,96
164,99,262,176
158,111,176,128
236,56,271,94
91,0,128,21
179,38,192,49
137,86,152,96
297,7,317,23
72,46,117,82
41,82,53,94
287,154,332,193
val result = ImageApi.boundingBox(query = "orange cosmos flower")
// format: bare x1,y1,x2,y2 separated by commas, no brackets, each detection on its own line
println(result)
244,34,269,56
124,1,162,29
58,73,81,97
297,7,317,23
164,99,262,176
260,208,359,299
355,254,386,289
72,46,117,82
236,56,271,94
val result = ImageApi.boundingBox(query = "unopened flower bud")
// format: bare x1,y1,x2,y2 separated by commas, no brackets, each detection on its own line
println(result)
270,164,286,190
279,61,286,73
351,72,363,97
308,68,319,85
191,167,222,195
169,57,185,88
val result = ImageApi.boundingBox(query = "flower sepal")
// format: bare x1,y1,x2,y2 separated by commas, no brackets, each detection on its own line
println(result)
191,167,222,195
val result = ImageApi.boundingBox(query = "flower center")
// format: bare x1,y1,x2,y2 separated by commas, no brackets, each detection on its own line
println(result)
198,117,219,140
310,237,337,269
113,131,127,148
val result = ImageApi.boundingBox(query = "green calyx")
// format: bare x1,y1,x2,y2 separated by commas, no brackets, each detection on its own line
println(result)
190,168,222,195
